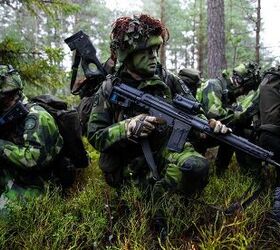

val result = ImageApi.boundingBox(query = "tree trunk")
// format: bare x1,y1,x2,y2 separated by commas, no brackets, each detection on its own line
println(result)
255,0,261,64
174,47,178,72
159,0,166,68
190,0,197,68
207,0,227,78
197,0,205,74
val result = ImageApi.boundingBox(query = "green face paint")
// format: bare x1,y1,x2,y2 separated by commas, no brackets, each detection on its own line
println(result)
127,45,159,78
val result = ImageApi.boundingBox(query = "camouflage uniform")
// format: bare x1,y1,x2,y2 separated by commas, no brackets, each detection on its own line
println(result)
87,73,209,195
0,65,63,211
196,75,259,123
87,14,209,196
196,63,261,173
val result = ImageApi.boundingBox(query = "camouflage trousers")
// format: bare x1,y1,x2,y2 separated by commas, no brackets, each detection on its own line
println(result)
99,142,209,197
0,176,42,215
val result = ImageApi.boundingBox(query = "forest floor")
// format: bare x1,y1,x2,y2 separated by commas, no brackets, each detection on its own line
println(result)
0,141,280,249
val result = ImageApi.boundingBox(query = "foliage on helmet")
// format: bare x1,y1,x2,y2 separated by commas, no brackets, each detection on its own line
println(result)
232,62,261,91
0,64,23,94
232,62,260,82
110,14,169,62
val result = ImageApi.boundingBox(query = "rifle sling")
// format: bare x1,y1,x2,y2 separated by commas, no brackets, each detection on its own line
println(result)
260,124,280,136
140,139,160,181
70,52,81,93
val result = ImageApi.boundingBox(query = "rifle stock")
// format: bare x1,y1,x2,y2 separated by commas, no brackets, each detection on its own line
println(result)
64,30,107,95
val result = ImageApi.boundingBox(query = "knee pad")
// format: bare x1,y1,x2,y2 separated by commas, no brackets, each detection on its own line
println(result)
180,156,209,178
179,156,209,194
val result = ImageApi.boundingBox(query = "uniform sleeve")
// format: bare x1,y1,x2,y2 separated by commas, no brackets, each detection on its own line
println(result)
239,88,260,116
234,88,260,125
0,105,63,170
201,79,232,119
87,87,127,153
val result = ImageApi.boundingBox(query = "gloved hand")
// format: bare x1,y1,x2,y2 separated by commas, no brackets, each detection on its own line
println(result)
209,119,232,134
125,114,163,140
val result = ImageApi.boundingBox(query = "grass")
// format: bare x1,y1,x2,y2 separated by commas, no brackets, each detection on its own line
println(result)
1,143,280,249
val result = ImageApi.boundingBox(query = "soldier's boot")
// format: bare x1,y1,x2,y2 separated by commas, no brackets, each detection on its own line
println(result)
215,144,234,177
150,179,170,242
151,208,167,242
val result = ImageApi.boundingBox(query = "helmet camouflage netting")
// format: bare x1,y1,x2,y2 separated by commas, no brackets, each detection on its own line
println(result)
232,62,261,91
0,64,23,94
232,62,260,80
110,14,169,62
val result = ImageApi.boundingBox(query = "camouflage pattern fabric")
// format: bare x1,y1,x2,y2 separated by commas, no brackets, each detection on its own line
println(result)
87,73,209,195
196,76,259,123
0,65,23,93
0,97,63,212
196,77,232,119
235,88,260,124
197,75,261,174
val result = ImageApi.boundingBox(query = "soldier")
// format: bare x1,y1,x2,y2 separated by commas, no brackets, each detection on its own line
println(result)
258,65,280,220
0,64,63,212
197,62,261,175
87,14,231,200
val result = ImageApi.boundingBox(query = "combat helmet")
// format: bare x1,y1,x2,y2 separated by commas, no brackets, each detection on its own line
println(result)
0,64,23,95
110,14,169,63
231,62,261,92
178,68,201,96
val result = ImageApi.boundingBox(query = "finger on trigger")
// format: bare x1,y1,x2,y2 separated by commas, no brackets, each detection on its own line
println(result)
143,120,155,130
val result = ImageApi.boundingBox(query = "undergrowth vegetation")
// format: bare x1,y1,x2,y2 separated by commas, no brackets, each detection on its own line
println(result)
1,143,280,249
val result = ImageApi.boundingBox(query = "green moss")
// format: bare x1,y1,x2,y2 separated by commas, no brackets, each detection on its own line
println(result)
0,146,279,249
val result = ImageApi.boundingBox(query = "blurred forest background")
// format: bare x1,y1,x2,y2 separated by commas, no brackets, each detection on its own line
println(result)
0,0,277,97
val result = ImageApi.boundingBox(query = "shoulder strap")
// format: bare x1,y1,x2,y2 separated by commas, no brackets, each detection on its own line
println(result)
102,74,121,99
260,124,280,136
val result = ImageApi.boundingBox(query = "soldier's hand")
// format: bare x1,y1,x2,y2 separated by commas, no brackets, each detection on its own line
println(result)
125,114,163,139
208,119,232,134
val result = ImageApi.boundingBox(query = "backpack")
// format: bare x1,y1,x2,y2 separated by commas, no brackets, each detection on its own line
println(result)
259,66,280,135
31,95,89,187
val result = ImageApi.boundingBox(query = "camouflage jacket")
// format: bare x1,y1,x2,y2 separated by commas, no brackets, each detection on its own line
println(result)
196,77,259,124
87,70,197,155
0,97,63,186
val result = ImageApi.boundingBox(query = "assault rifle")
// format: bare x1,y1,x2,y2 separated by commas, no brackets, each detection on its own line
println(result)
109,83,280,179
0,101,29,127
64,31,107,96
65,30,280,180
